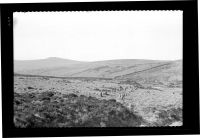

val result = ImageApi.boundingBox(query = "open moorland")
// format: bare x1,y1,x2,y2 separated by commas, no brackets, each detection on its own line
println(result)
14,58,182,127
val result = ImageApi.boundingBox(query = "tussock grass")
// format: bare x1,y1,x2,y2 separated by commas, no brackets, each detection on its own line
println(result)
14,91,144,127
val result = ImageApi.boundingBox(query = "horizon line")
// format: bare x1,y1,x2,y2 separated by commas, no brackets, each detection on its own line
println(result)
14,57,182,62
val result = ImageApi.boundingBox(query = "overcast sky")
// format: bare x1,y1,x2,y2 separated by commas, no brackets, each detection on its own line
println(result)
14,11,182,61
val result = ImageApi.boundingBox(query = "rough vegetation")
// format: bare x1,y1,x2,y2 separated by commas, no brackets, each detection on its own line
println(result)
14,91,144,127
14,74,182,127
14,59,182,127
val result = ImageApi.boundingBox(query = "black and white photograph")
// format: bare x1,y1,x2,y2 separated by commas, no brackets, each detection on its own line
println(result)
13,11,183,127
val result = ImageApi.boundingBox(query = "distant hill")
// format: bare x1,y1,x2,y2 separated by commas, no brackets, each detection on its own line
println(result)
14,58,182,83
14,57,86,72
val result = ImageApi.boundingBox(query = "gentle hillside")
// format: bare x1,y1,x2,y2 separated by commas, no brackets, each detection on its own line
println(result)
14,58,182,83
115,60,182,83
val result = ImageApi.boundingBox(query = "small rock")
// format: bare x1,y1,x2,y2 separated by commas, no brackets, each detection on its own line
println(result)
169,121,182,126
100,122,106,127
34,113,41,118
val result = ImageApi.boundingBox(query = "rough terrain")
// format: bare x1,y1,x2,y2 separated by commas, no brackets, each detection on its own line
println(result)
14,58,182,127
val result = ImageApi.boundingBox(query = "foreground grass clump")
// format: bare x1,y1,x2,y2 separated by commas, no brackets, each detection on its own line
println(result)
141,106,182,127
14,91,144,127
157,107,182,126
